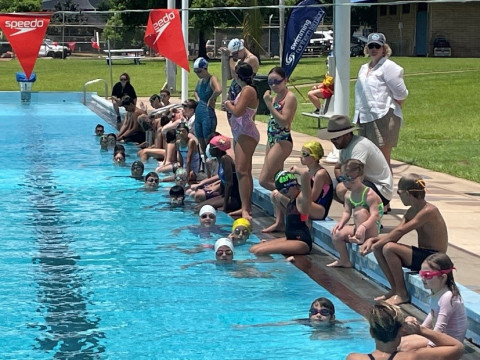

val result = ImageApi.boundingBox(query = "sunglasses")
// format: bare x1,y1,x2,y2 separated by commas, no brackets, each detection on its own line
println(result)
194,69,203,73
309,308,331,316
201,213,215,219
301,151,311,158
338,175,357,183
120,78,127,81
147,178,159,183
267,78,284,86
419,268,454,280
368,43,382,50
216,249,233,256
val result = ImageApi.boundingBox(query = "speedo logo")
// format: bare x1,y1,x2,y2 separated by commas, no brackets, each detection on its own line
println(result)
4,19,45,36
153,12,175,43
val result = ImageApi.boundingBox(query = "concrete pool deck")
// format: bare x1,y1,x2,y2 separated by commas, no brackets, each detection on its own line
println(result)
131,96,480,356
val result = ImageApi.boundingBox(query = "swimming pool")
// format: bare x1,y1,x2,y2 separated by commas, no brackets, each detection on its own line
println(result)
0,92,372,359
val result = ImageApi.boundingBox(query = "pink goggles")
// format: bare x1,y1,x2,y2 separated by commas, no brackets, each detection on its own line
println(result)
419,267,455,280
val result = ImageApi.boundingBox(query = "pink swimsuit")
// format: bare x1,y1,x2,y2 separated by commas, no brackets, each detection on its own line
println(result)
228,94,259,143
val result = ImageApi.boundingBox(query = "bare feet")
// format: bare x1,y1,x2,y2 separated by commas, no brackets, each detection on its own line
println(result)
373,292,394,302
261,222,285,233
326,260,352,268
385,294,410,306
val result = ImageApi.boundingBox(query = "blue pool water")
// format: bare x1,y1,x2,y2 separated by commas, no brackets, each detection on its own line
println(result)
0,92,373,359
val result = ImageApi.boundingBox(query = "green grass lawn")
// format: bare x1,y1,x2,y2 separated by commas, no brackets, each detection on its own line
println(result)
1,55,480,182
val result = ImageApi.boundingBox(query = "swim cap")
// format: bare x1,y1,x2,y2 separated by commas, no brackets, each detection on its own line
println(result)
199,205,216,217
227,38,245,53
303,141,324,160
274,170,298,191
194,57,208,69
214,238,234,253
232,218,252,233
210,135,231,151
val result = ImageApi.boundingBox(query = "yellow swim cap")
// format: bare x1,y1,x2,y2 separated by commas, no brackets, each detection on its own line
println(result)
232,218,252,233
303,141,324,160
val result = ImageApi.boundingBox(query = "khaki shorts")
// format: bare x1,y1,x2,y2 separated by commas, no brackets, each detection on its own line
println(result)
358,108,401,148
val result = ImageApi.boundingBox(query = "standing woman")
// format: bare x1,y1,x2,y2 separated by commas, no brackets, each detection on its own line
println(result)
223,62,259,220
259,67,297,191
111,73,137,123
354,33,408,172
193,57,222,155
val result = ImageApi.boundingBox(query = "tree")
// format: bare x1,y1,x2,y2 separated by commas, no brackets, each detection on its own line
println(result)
0,0,41,12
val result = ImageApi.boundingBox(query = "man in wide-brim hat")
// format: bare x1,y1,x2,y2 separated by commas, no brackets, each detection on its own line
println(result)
318,115,393,207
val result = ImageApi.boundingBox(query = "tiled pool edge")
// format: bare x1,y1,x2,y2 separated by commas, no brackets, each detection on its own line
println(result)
252,180,480,346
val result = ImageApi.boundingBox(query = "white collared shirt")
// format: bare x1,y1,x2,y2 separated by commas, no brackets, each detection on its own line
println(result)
354,57,408,124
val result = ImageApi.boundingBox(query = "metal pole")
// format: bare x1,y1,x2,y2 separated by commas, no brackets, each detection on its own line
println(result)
108,39,113,91
333,0,350,116
268,14,273,57
181,0,189,101
166,0,177,93
62,13,65,59
279,0,284,64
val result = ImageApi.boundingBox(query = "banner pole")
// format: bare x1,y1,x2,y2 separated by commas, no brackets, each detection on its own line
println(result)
289,82,307,102
108,39,113,92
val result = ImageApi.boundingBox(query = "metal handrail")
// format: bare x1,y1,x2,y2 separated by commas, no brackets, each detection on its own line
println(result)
83,78,108,105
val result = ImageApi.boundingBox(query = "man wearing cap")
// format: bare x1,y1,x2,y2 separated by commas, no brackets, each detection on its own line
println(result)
225,38,260,115
318,115,393,207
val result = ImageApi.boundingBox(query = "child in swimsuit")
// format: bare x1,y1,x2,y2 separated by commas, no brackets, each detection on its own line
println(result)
328,159,383,268
250,170,312,258
399,253,467,351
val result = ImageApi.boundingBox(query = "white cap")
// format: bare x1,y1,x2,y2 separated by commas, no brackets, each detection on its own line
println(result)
227,38,244,53
214,238,234,253
199,205,216,217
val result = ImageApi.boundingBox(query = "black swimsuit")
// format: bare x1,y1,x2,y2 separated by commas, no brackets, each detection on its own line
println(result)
368,351,398,360
285,197,312,251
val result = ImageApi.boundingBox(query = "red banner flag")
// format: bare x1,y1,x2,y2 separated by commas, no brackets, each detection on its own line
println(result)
144,9,189,71
0,13,52,79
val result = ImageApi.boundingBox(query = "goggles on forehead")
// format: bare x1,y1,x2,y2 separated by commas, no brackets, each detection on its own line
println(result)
419,267,455,279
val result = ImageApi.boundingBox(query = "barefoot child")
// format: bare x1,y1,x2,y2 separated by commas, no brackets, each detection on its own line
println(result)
360,173,448,306
328,159,383,268
250,169,312,257
400,253,467,351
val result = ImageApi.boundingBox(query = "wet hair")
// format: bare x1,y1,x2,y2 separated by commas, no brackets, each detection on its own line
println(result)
131,160,144,174
160,89,171,96
113,150,125,160
398,173,426,199
235,62,255,87
95,124,104,130
114,144,125,153
106,133,116,140
176,122,189,133
182,99,198,110
145,171,159,182
268,66,286,78
149,94,160,102
160,115,170,127
368,302,404,343
424,253,461,301
120,72,130,82
169,185,185,197
166,129,177,143
121,96,135,106
341,158,364,177
310,297,335,315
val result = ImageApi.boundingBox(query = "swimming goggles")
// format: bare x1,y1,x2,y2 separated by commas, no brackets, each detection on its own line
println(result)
337,175,358,183
216,249,233,256
267,78,284,86
309,308,331,316
301,151,311,158
234,227,249,236
147,177,159,183
201,213,215,219
419,268,455,280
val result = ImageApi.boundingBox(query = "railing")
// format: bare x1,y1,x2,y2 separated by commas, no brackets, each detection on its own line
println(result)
83,78,108,105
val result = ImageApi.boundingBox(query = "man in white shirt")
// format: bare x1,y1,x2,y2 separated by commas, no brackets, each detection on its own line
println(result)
318,115,393,206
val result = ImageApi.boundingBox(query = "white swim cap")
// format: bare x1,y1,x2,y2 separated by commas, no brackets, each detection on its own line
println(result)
227,38,244,53
199,205,216,217
214,237,234,253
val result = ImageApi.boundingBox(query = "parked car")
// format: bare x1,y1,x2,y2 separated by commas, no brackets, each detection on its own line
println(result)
350,34,367,57
309,30,334,50
206,39,215,53
38,39,71,58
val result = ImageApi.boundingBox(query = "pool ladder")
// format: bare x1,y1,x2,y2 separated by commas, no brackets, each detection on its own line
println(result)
83,79,108,105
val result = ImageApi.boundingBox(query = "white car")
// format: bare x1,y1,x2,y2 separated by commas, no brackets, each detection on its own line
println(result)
38,39,71,58
309,30,333,50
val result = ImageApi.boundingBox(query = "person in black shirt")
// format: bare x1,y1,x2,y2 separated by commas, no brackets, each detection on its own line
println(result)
111,72,137,122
